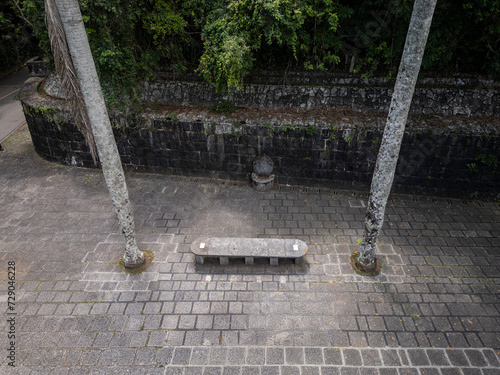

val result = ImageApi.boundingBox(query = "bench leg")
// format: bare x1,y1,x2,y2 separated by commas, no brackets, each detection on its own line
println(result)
245,257,254,265
294,256,303,266
220,256,229,265
195,255,205,265
270,257,278,266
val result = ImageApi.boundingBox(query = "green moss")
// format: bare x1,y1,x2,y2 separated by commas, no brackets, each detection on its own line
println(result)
211,100,236,114
350,251,382,277
32,105,55,116
119,250,155,274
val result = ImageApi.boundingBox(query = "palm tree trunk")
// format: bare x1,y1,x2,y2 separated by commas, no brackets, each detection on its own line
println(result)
52,0,144,268
357,0,437,271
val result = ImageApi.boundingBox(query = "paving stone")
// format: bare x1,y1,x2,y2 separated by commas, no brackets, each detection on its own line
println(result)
285,347,304,365
446,349,470,366
209,347,228,365
339,368,360,375
185,368,204,375
343,349,362,366
3,129,500,374
266,347,284,365
483,349,500,367
227,347,246,365
407,349,430,366
203,367,223,375
418,368,440,375
304,348,324,365
302,366,321,375
172,347,192,365
261,366,279,375
134,348,155,365
321,367,341,375
426,349,450,366
246,348,266,365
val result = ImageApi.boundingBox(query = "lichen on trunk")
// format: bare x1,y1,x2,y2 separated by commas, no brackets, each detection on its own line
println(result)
356,0,438,274
52,0,145,269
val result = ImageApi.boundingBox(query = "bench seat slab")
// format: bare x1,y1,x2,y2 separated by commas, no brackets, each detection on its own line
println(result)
191,237,308,265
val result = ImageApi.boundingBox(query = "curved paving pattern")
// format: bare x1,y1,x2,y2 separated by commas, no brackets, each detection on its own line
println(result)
0,125,499,373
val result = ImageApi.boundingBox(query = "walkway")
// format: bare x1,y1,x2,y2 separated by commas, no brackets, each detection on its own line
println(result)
0,67,29,143
0,124,499,373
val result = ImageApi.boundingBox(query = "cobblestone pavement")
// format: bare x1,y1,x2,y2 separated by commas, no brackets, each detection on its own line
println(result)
1,125,499,374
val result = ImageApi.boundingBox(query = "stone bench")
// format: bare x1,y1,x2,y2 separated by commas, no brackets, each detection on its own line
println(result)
191,237,308,266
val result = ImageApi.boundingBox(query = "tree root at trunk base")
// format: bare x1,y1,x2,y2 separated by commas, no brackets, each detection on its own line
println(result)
350,251,382,277
119,250,155,274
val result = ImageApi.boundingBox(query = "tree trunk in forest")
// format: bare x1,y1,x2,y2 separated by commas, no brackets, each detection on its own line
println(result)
356,0,437,271
52,0,144,268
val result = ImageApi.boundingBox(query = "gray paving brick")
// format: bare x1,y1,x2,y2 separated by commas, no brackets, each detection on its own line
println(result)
321,367,341,375
463,349,488,366
265,347,284,365
110,332,130,347
378,369,398,375
164,367,184,375
323,348,342,365
134,348,155,365
147,331,167,347
185,367,204,375
418,369,440,375
79,349,102,366
483,349,500,367
340,368,360,375
209,347,228,365
261,366,279,375
407,349,430,366
440,369,462,375
305,347,324,365
221,367,241,375
302,366,321,375
285,347,305,365
343,348,362,366
446,349,470,366
184,330,204,346
154,347,174,365
203,367,223,375
246,348,265,365
227,347,246,365
425,349,450,366
172,347,192,365
240,367,260,375
162,315,180,329
191,347,210,365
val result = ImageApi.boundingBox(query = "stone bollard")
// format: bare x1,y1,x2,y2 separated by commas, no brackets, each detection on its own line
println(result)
251,155,275,191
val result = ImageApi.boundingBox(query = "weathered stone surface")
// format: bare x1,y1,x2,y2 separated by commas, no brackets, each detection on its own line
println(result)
252,173,275,192
253,155,274,176
19,76,500,198
191,237,308,265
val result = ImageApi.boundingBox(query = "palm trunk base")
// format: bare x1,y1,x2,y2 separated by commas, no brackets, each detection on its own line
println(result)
351,251,382,276
123,255,145,269
120,250,155,274
122,247,146,269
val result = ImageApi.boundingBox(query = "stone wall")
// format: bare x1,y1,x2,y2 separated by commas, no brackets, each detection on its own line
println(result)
20,77,500,198
142,70,500,116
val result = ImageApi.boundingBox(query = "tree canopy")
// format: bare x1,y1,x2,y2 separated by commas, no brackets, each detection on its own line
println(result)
3,0,500,101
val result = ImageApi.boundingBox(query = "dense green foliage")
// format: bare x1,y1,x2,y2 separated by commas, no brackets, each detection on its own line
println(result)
0,0,42,73
4,0,500,102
